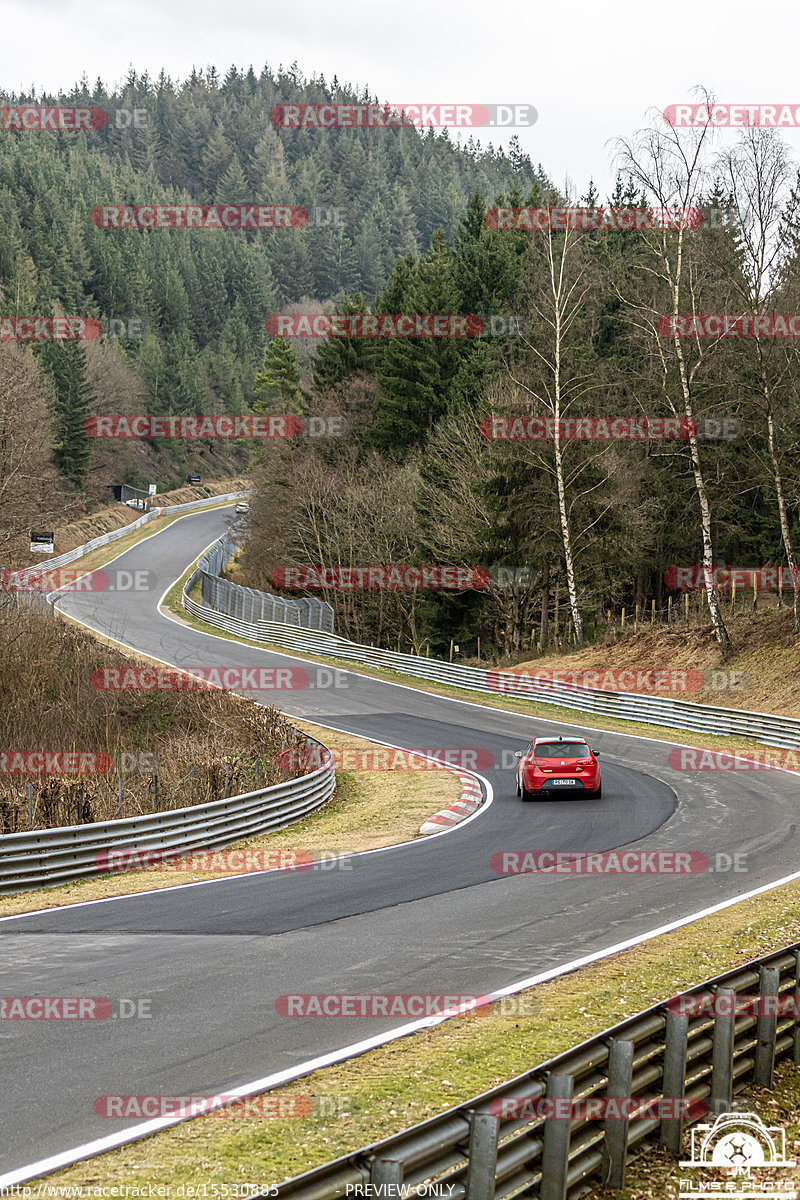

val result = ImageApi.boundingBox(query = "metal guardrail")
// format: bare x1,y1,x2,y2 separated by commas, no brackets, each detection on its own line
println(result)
186,538,335,632
1,489,248,617
14,489,249,577
0,494,338,895
183,545,800,750
0,741,335,895
275,943,800,1199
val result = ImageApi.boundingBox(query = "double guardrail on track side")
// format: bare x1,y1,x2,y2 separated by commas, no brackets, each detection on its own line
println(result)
6,502,800,1194
24,489,249,576
193,538,334,631
184,538,800,751
275,945,800,1200
4,490,249,614
0,490,340,895
0,743,335,895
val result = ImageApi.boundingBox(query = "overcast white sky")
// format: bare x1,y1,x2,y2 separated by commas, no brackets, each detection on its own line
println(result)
1,0,800,191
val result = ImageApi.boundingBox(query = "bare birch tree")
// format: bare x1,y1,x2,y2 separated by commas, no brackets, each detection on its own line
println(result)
614,99,732,652
718,126,800,635
500,197,615,646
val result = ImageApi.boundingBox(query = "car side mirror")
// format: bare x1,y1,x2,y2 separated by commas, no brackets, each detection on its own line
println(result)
592,749,600,757
514,750,523,758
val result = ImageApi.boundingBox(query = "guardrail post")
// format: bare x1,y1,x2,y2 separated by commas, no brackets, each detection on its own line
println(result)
794,951,800,1063
370,1157,402,1193
465,1111,499,1200
660,1010,688,1154
540,1073,573,1200
754,966,780,1087
27,782,33,829
602,1039,634,1188
710,987,735,1113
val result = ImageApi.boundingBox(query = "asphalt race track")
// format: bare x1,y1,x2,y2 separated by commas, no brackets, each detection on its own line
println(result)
2,506,799,1177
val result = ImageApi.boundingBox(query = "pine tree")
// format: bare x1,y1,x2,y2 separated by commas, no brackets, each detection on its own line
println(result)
248,130,291,199
372,232,467,456
311,292,374,390
199,125,234,197
39,340,94,488
254,336,305,413
216,156,248,204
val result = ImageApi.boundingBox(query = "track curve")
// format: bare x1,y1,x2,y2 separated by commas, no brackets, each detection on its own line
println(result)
1,506,798,1177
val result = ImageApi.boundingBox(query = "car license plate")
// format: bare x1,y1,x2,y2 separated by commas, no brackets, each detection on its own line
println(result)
549,779,578,786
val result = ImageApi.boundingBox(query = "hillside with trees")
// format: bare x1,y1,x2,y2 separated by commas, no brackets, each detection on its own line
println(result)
0,63,542,556
237,120,800,660
2,68,799,661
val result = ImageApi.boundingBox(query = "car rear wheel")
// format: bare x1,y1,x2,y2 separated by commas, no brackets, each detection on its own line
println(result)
588,782,602,799
521,782,537,802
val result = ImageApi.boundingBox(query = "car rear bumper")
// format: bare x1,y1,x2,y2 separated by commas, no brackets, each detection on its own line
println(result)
524,777,600,795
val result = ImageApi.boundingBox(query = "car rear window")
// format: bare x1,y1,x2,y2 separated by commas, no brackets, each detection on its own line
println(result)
534,742,590,759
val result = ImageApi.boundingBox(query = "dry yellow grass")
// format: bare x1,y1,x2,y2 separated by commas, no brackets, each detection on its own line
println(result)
0,720,461,917
38,856,800,1191
52,479,249,556
21,510,800,1193
511,609,800,719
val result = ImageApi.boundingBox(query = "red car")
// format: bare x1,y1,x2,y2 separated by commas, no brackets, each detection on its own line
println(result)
515,736,602,800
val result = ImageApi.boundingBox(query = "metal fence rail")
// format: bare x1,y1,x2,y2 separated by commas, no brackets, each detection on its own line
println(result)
1,490,249,617
183,547,800,750
186,538,334,632
275,944,800,1199
0,742,335,895
11,489,249,578
0,500,340,894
